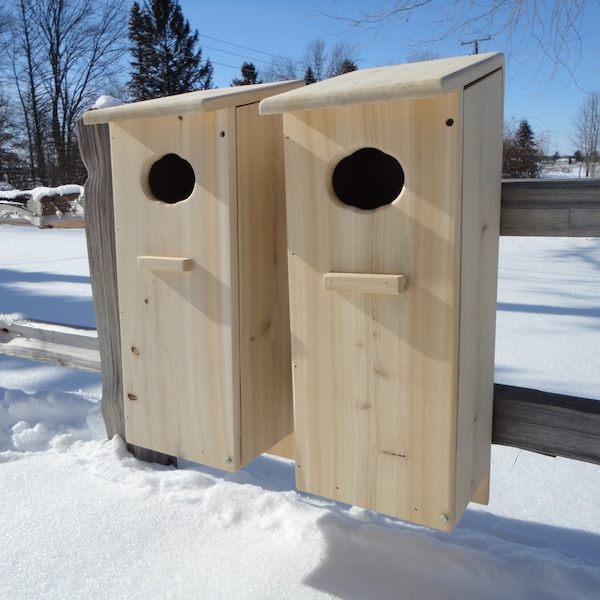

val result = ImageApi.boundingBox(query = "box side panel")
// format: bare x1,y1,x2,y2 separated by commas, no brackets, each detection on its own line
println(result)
282,95,462,530
110,110,241,470
455,68,504,515
235,103,294,465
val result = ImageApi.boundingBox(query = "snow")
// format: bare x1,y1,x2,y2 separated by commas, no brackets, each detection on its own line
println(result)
0,185,83,202
93,95,125,109
0,185,84,223
1,224,599,599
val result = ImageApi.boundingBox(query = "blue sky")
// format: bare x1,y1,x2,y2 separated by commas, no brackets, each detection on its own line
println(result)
179,0,600,155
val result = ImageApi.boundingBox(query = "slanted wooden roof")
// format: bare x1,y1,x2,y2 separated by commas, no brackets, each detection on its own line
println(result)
260,52,503,115
83,80,303,125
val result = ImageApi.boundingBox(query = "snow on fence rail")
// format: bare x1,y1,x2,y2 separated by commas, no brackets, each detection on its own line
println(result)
0,185,84,228
2,120,600,467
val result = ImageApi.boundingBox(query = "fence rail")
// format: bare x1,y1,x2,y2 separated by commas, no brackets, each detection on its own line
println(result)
0,186,84,228
501,179,600,236
1,119,599,467
0,318,100,373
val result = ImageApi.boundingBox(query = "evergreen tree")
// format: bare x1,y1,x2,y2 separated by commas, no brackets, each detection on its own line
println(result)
128,0,213,101
331,58,358,77
264,38,359,84
503,119,542,178
231,62,261,86
516,120,535,148
304,66,317,85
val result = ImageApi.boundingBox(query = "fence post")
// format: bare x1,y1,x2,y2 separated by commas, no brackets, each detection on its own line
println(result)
77,118,175,466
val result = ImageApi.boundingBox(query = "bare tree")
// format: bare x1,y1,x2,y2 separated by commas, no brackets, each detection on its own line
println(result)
303,38,328,82
0,92,27,188
327,1,590,79
2,0,127,186
263,54,301,83
572,92,600,177
406,49,441,63
327,40,359,76
264,38,358,83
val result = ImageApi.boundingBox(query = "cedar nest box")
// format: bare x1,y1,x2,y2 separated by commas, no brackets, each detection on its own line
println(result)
260,52,504,531
83,80,303,471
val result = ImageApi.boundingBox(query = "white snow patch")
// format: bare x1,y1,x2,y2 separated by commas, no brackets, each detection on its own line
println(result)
93,95,125,109
1,224,599,599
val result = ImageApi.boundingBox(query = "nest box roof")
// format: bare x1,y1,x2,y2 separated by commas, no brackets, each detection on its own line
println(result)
82,80,303,125
260,52,503,115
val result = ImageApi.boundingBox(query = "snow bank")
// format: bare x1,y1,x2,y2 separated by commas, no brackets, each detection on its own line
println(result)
1,226,599,599
0,387,104,452
0,434,598,600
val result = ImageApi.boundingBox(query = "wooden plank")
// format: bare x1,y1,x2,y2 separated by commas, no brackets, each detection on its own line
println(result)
77,119,124,438
0,318,100,373
109,109,240,470
492,384,600,465
454,68,503,516
235,103,294,464
77,119,175,466
500,179,600,236
136,256,193,272
323,273,407,294
0,318,98,350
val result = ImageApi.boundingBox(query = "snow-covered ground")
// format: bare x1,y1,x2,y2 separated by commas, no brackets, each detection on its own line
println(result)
542,158,597,179
1,224,599,599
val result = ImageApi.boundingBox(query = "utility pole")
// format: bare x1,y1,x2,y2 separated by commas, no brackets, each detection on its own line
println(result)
461,36,491,54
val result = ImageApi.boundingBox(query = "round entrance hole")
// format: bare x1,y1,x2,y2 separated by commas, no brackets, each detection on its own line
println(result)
148,153,195,204
332,147,404,210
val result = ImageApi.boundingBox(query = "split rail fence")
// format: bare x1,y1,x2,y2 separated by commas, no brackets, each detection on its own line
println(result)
1,120,599,467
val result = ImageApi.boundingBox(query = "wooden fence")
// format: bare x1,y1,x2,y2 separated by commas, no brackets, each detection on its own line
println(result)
0,186,84,228
1,120,599,467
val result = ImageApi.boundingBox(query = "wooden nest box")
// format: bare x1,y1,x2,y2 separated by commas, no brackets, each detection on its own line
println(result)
82,80,303,470
260,52,504,530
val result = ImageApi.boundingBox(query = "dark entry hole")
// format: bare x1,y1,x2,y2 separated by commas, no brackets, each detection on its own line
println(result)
332,147,404,210
148,153,195,204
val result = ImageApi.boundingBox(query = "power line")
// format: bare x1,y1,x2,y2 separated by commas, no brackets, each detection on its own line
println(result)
201,43,298,71
90,0,301,70
198,32,303,67
460,36,491,54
